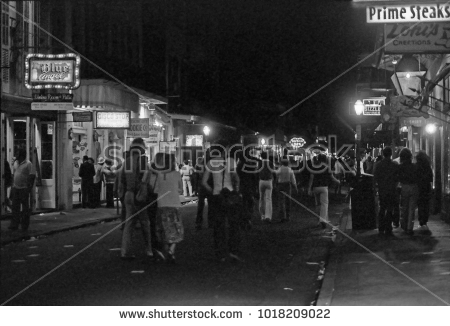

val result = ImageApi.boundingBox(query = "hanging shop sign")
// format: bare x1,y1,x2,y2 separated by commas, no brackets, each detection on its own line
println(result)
390,95,429,118
31,102,73,110
289,137,306,149
147,125,160,144
385,23,450,53
362,97,384,116
159,141,177,153
72,112,93,122
25,53,81,89
95,111,130,129
127,118,150,138
186,135,204,147
367,4,450,23
32,93,74,102
399,117,427,128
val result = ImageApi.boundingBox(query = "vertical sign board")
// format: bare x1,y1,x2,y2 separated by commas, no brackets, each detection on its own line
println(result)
127,118,150,138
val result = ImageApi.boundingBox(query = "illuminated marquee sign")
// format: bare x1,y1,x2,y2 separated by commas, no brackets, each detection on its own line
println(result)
25,53,81,89
362,97,384,116
367,4,450,23
289,137,306,149
95,111,130,129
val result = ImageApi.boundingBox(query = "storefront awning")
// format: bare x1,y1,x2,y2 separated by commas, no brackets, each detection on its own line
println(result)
72,79,140,113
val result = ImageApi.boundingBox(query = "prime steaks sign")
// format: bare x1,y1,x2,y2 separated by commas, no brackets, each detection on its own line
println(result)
367,4,450,23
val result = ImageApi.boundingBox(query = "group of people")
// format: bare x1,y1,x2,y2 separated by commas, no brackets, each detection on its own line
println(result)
373,146,433,236
78,155,116,209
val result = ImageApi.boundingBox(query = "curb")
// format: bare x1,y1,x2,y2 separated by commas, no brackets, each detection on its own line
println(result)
315,207,351,306
1,215,120,246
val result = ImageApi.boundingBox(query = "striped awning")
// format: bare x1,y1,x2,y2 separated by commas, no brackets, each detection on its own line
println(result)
72,79,139,113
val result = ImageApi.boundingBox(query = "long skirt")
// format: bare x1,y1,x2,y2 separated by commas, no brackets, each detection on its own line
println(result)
156,207,184,244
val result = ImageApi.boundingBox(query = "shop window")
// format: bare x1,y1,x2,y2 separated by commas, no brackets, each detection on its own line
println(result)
41,123,53,179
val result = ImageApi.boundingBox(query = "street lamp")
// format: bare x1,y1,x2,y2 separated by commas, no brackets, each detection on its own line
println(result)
354,100,364,116
203,125,210,152
354,100,364,176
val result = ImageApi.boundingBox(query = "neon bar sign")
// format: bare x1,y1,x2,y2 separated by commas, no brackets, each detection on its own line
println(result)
25,53,81,89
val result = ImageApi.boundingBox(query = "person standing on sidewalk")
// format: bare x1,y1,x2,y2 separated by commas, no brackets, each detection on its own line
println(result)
92,157,105,208
258,152,275,223
8,148,33,231
415,151,433,234
120,138,153,261
276,156,298,222
79,155,95,209
373,147,399,236
398,148,419,235
102,158,116,208
180,160,194,197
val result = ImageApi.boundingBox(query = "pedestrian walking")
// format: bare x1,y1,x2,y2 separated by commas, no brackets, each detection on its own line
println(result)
236,149,259,228
8,148,33,231
120,138,153,260
258,152,275,223
114,151,129,229
308,153,340,231
275,156,298,222
194,157,212,230
103,158,116,208
180,160,194,197
398,148,419,235
373,147,399,236
150,153,184,262
415,151,433,234
202,141,242,262
78,155,95,208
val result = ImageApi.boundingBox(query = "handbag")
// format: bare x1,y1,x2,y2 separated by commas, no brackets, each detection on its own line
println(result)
135,170,158,206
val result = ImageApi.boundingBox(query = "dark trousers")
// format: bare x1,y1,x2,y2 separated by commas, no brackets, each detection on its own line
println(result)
10,187,30,230
105,183,115,207
210,195,241,258
392,190,400,227
81,179,93,208
418,191,431,226
277,183,291,221
196,187,212,228
93,182,102,207
378,192,396,233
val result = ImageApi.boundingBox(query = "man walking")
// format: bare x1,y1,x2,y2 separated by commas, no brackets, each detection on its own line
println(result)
258,152,275,223
9,148,33,231
373,147,399,236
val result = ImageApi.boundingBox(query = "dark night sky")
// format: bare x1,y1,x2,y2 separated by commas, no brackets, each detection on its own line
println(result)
106,0,379,142
171,0,378,141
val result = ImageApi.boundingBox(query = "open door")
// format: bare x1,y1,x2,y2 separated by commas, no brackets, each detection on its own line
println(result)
37,121,56,208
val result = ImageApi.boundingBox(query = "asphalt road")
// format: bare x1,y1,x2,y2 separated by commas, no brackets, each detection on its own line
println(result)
1,194,346,306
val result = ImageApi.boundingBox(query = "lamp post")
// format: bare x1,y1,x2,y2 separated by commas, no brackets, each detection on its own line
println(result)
203,125,210,153
354,100,364,177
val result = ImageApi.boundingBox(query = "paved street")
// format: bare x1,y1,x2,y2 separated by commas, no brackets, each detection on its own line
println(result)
0,193,347,306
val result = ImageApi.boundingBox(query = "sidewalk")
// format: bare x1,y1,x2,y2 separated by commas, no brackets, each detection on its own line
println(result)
1,195,196,246
317,209,450,306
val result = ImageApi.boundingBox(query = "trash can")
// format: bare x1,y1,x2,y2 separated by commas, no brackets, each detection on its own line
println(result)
351,174,377,230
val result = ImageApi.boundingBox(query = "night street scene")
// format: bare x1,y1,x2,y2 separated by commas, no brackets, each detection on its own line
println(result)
1,0,450,323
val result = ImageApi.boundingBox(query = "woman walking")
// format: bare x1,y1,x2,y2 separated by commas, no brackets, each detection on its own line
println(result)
120,138,153,260
149,153,184,262
398,148,419,235
415,151,433,234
